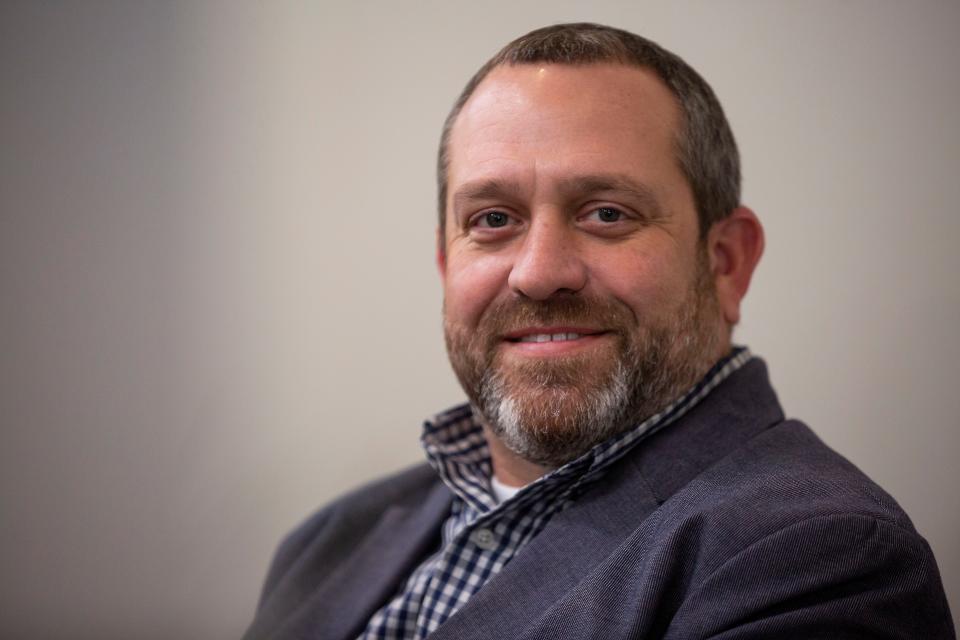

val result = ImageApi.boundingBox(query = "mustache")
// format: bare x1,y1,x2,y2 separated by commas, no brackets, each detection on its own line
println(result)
476,295,636,336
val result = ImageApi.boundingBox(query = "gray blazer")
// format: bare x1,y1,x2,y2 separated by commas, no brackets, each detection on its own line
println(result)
245,360,954,639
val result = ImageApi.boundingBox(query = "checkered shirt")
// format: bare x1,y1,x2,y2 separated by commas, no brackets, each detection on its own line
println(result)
358,347,752,640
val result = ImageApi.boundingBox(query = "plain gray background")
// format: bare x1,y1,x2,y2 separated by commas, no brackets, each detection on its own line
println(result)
2,1,958,638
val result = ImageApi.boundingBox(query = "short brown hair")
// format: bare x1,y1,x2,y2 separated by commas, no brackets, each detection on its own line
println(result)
437,23,740,241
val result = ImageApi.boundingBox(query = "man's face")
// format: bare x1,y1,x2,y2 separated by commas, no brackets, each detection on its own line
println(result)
440,63,727,467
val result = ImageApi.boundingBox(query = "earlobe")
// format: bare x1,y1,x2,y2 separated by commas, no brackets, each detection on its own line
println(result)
707,207,764,325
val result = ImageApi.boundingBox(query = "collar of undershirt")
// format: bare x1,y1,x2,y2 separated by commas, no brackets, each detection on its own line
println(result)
490,473,524,503
421,346,752,515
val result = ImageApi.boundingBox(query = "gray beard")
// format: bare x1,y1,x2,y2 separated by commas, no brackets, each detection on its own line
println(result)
476,353,633,467
445,256,724,469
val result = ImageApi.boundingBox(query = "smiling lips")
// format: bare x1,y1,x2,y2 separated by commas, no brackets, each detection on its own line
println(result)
516,332,586,343
503,328,609,355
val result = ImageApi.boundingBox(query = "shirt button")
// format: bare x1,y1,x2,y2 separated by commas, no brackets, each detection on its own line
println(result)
470,528,497,550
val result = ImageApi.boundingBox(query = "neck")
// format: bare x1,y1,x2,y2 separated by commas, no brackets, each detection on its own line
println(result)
482,423,550,487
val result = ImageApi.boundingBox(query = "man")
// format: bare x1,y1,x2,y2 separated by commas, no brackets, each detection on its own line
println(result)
245,23,954,639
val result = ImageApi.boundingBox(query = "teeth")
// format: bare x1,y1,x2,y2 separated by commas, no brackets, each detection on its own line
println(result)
518,333,583,343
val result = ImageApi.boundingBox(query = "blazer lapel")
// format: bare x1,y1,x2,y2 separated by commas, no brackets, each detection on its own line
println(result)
273,480,453,640
632,359,785,503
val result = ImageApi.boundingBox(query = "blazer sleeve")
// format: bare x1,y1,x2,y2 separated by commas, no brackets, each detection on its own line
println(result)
667,513,955,639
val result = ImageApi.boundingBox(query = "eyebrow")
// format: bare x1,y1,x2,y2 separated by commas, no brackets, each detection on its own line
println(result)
558,174,664,218
451,173,664,219
451,178,525,213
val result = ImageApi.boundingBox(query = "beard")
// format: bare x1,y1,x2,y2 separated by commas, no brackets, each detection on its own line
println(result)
443,251,725,468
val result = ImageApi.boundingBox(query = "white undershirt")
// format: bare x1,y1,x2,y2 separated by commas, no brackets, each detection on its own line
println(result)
490,475,525,503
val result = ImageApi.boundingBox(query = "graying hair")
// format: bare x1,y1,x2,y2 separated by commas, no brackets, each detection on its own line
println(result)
436,22,740,242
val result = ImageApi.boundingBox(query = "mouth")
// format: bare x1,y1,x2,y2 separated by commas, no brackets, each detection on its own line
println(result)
508,332,592,343
501,328,610,355
504,327,605,341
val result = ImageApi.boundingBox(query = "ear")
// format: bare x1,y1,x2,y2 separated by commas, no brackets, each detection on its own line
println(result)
706,206,764,326
436,226,447,279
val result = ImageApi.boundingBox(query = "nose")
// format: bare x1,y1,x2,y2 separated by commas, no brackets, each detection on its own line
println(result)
507,215,587,300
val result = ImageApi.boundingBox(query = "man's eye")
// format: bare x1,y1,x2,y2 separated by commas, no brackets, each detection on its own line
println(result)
476,211,510,228
593,206,623,223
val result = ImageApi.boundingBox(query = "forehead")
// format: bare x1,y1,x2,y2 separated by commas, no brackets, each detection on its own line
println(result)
446,63,684,197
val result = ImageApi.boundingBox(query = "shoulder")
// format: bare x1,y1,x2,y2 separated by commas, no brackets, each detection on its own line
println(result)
283,463,440,545
638,420,954,636
258,463,442,602
650,419,919,567
700,419,912,527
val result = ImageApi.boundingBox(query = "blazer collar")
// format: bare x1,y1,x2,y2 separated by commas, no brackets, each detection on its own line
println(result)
630,358,785,503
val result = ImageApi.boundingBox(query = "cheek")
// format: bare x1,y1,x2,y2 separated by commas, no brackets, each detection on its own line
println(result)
588,246,689,317
443,252,512,326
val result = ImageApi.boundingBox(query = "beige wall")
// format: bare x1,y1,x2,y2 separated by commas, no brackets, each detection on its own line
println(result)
1,1,957,637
